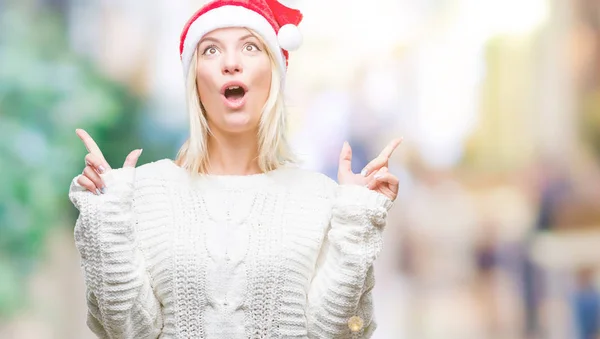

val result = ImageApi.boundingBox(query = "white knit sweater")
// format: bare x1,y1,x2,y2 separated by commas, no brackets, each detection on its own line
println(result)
68,158,393,339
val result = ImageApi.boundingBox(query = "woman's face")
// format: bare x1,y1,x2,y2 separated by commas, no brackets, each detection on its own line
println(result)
196,27,272,135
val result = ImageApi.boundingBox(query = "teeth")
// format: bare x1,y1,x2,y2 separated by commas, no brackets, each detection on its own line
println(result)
228,86,240,90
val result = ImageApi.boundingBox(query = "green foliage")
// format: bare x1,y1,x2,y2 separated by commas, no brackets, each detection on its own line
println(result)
0,4,144,318
581,89,600,159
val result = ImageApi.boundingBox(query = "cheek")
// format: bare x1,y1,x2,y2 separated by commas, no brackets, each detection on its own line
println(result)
195,68,213,98
252,58,272,99
195,65,222,118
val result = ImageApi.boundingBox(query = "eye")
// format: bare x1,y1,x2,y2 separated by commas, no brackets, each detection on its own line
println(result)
244,43,261,52
202,45,220,56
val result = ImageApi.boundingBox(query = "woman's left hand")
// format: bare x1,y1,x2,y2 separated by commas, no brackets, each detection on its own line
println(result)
337,138,402,201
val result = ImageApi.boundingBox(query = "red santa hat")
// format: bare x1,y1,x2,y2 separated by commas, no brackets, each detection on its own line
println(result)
179,0,303,81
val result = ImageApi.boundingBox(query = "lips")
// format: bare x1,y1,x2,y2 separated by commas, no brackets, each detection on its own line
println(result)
221,81,248,109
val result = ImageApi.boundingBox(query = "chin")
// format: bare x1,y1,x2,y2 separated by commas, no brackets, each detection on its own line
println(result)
220,112,259,133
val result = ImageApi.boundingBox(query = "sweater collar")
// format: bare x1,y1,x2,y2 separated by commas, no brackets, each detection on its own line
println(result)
164,158,291,190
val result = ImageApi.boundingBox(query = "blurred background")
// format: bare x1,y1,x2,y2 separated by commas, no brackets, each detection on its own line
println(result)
2,0,600,338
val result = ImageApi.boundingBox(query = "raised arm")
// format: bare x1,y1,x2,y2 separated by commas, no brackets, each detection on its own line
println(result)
307,139,400,338
307,185,392,338
69,129,161,338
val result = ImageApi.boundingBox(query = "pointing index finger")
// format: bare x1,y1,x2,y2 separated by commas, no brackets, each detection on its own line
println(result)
379,138,403,159
76,129,104,157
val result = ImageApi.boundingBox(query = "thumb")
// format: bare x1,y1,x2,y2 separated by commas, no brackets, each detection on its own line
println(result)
338,141,353,174
123,149,143,168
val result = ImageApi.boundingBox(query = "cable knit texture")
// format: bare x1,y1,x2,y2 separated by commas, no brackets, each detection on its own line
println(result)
69,158,393,339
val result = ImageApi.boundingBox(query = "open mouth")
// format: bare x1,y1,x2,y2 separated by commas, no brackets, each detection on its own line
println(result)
224,85,246,101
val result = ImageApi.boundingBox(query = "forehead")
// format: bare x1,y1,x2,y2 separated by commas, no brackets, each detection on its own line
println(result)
203,27,256,41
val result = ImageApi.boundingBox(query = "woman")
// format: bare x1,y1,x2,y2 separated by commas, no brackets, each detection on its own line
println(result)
68,0,401,338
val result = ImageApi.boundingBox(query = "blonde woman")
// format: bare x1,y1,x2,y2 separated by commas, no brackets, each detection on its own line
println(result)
69,0,401,338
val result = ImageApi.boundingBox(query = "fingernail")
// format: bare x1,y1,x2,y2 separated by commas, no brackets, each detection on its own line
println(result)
138,149,143,156
361,168,368,177
95,188,101,195
100,187,106,194
98,165,105,173
374,174,383,180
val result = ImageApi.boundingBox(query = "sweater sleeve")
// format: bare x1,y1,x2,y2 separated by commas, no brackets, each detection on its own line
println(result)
69,167,163,339
306,184,393,338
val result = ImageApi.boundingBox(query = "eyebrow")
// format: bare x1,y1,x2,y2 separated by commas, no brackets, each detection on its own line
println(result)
238,33,257,41
199,33,257,45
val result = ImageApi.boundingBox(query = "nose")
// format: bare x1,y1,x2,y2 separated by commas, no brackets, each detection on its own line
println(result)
221,52,243,75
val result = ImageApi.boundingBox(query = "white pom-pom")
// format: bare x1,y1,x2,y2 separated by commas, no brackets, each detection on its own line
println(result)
277,24,302,51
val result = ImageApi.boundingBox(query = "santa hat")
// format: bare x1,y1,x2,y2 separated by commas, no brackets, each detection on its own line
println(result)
179,0,303,81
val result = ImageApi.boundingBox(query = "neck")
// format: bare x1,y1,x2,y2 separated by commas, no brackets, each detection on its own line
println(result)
207,129,261,175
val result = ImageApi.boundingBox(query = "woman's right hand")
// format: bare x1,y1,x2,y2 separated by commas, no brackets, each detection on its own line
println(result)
75,128,143,195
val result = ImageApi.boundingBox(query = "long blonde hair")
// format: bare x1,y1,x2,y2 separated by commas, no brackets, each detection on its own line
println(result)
174,31,296,175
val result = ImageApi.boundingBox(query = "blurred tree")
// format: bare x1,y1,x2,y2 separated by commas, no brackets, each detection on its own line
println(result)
0,2,145,318
576,0,600,161
581,90,600,159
